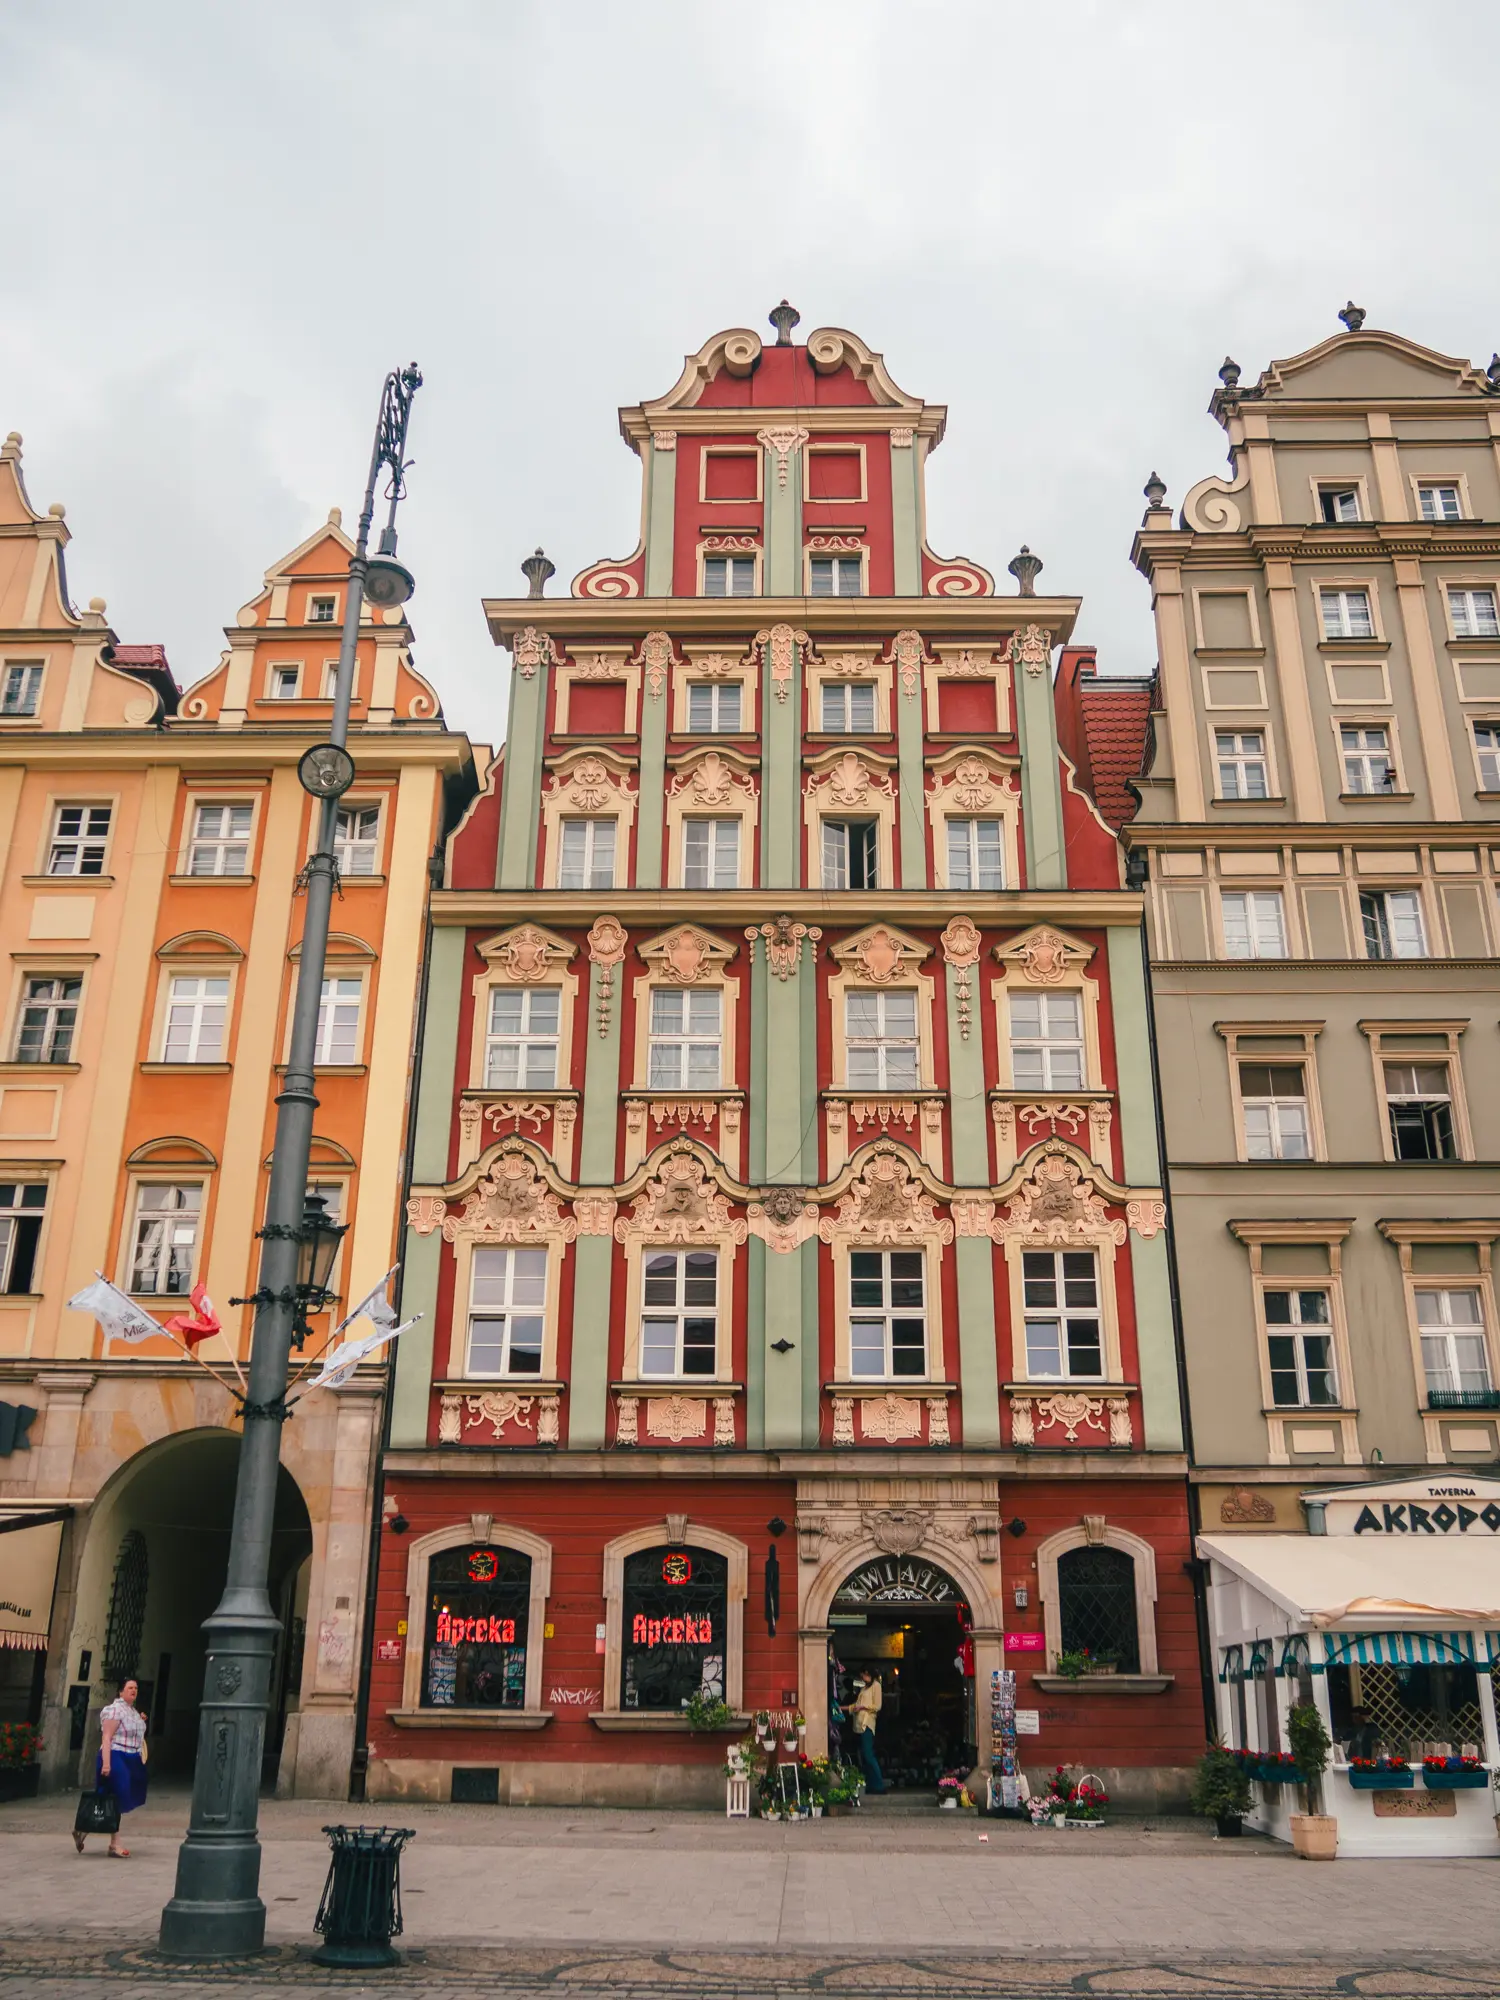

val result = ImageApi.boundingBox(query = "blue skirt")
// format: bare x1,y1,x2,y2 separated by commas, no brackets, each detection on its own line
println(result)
98,1749,148,1815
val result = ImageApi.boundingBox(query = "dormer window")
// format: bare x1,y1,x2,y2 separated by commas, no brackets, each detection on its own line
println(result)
809,555,863,596
308,594,337,623
703,556,755,598
1319,487,1360,524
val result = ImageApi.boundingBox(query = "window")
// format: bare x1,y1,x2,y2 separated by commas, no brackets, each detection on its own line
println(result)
557,817,616,890
809,555,862,596
47,803,111,876
681,818,739,890
1474,723,1500,790
849,1248,927,1378
269,665,300,699
13,975,80,1063
1319,487,1360,524
321,660,342,699
161,974,229,1062
640,1249,717,1377
466,1246,546,1376
1215,731,1269,800
1009,991,1084,1090
187,802,253,875
822,819,877,890
1342,724,1395,794
1448,587,1500,638
1264,1288,1338,1406
1221,890,1287,959
1320,588,1373,639
820,682,877,732
0,1183,46,1295
484,987,559,1089
702,555,755,597
648,988,721,1089
621,1544,727,1710
334,804,380,876
1383,1062,1455,1160
944,818,1004,890
1361,889,1425,960
845,989,918,1089
1418,484,1463,523
1057,1546,1140,1673
1417,1288,1492,1402
1,663,42,717
1022,1250,1103,1379
687,682,740,733
315,976,362,1065
308,594,337,624
129,1184,200,1295
1239,1064,1311,1160
422,1544,531,1709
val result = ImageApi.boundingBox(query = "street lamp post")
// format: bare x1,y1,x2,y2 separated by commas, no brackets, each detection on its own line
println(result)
159,364,422,1959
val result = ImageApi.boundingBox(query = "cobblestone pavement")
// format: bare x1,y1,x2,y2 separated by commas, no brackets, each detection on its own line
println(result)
1,1794,1496,1997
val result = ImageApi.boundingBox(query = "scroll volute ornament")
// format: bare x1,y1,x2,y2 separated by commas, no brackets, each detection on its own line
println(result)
511,627,557,678
634,630,674,700
1008,624,1052,677
818,1148,954,1247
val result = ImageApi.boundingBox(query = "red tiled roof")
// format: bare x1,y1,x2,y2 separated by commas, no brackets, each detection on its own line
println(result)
110,644,170,668
1077,676,1155,829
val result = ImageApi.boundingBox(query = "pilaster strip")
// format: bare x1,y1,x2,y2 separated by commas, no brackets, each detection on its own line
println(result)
644,434,676,597
1013,635,1067,889
496,655,547,889
891,437,923,596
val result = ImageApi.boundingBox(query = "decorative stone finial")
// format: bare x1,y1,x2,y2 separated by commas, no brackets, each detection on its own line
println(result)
88,596,106,614
327,506,342,527
1218,357,1241,390
1143,471,1168,510
2,432,20,455
1007,545,1043,596
521,547,555,599
1338,301,1366,333
769,299,801,346
1487,354,1500,395
47,502,66,519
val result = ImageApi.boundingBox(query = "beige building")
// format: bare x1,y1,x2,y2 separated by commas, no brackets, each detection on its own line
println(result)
1118,314,1500,1847
0,432,475,1797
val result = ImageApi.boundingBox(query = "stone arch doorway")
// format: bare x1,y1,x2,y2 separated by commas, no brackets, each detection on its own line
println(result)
67,1429,312,1783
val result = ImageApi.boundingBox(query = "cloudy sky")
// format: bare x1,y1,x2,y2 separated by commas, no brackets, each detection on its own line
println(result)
4,2,1495,745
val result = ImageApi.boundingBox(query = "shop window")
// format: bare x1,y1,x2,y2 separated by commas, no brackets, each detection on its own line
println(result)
188,802,253,875
1264,1288,1338,1407
13,974,81,1064
946,817,1004,890
485,987,560,1089
1022,1250,1102,1380
1417,1287,1494,1404
1251,1645,1281,1752
849,1248,927,1378
1326,1656,1484,1760
845,990,918,1089
129,1183,201,1295
47,802,111,876
620,1543,728,1711
1009,991,1083,1089
1383,1062,1455,1160
822,818,877,889
1056,1546,1139,1673
0,1182,46,1294
687,682,741,733
1239,1063,1310,1160
558,817,616,889
421,1544,531,1708
467,1246,546,1377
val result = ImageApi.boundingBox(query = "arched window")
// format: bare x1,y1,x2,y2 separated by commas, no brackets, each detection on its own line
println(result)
421,1544,532,1709
620,1544,728,1711
1056,1544,1140,1673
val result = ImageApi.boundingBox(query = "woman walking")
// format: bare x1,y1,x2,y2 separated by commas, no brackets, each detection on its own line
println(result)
73,1678,148,1858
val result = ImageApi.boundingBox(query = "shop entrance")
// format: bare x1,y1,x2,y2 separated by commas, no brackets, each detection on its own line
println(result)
827,1554,974,1790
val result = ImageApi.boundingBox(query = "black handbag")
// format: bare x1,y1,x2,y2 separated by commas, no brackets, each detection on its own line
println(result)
74,1786,120,1836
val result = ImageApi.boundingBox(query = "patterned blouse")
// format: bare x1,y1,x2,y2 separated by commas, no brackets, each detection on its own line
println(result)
100,1698,146,1755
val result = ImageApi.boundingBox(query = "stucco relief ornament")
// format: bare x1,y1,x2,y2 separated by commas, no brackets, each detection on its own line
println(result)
511,628,557,679
755,623,807,704
713,1398,735,1446
644,1396,707,1443
556,757,622,813
445,1147,577,1244
940,916,981,1041
616,1144,748,1246
948,757,1000,811
405,1194,445,1237
1036,1393,1106,1444
819,1149,954,1247
860,1395,923,1444
888,426,915,449
864,1506,933,1555
848,926,916,985
747,1184,820,1253
756,425,809,489
832,1397,855,1447
573,651,623,681
670,753,744,808
945,648,994,677
634,630,673,701
927,1397,951,1446
464,1391,537,1440
950,1196,997,1237
652,925,719,985
652,430,677,452
746,915,821,981
491,923,570,982
687,651,737,678
1012,927,1073,985
438,1394,462,1445
1008,624,1052,678
888,629,932,701
587,915,628,1038
1221,1485,1276,1525
572,1195,618,1236
1126,1198,1167,1240
1000,1147,1126,1248
820,752,890,810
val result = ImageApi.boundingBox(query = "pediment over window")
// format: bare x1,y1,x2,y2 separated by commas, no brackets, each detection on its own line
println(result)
637,923,738,985
289,931,377,962
127,1135,217,1168
829,923,929,984
156,931,243,960
992,923,1095,983
475,923,577,981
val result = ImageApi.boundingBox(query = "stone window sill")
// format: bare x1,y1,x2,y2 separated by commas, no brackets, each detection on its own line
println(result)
21,874,114,888
140,1062,232,1075
1317,639,1391,653
589,1712,749,1734
1031,1674,1174,1695
0,1061,81,1075
386,1708,553,1731
1338,791,1414,804
167,873,257,887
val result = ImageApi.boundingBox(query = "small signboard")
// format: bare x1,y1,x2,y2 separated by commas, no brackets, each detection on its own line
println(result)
1004,1631,1044,1652
376,1639,402,1662
1014,1709,1040,1735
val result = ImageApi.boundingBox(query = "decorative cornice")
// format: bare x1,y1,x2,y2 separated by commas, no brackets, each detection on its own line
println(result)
482,596,1082,649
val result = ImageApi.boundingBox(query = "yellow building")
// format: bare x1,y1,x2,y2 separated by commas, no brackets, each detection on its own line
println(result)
0,431,476,1796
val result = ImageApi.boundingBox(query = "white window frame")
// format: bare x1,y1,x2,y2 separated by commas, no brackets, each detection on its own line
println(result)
333,802,381,876
1446,585,1500,640
484,986,560,1090
187,801,254,876
268,664,301,699
1215,730,1270,801
945,817,1005,890
1382,1059,1456,1161
129,1182,202,1296
0,1180,47,1295
1341,723,1396,795
701,555,756,598
820,682,877,733
1021,1248,1104,1382
680,818,740,891
1417,483,1463,523
1008,990,1085,1091
1360,888,1426,960
1,661,43,718
307,593,338,625
160,973,229,1063
557,817,616,890
1416,1287,1493,1401
686,682,741,733
12,974,81,1064
1221,889,1288,959
821,818,877,890
647,987,722,1090
809,554,863,597
1238,1062,1312,1161
314,975,364,1066
1319,587,1374,640
466,1245,548,1378
848,1247,928,1380
1318,485,1361,524
844,989,919,1091
321,659,342,699
1263,1286,1339,1408
1473,722,1500,791
639,1248,718,1378
47,802,111,876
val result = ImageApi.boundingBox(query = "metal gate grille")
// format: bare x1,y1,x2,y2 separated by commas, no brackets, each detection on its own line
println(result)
1057,1545,1140,1672
103,1529,149,1681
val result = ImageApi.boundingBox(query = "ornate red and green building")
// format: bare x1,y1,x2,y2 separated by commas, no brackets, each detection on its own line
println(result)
366,311,1204,1806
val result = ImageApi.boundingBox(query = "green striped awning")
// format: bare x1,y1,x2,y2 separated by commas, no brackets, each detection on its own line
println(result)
1219,1643,1244,1684
1322,1631,1475,1668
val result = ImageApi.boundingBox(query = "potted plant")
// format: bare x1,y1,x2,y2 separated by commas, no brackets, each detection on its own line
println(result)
1189,1745,1253,1835
1045,1764,1072,1826
684,1691,735,1733
1065,1777,1109,1827
1421,1755,1488,1791
937,1772,963,1810
1347,1755,1412,1791
0,1723,41,1803
1286,1702,1336,1860
753,1709,773,1749
823,1766,864,1816
1026,1793,1055,1827
1257,1751,1301,1785
781,1716,799,1752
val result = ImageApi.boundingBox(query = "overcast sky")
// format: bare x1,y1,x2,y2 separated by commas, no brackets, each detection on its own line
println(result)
4,2,1496,746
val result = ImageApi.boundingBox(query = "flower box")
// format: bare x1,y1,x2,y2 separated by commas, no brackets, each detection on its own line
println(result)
1422,1768,1488,1790
1347,1767,1412,1790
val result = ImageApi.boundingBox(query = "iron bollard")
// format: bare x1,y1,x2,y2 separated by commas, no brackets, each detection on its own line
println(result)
313,1824,416,1967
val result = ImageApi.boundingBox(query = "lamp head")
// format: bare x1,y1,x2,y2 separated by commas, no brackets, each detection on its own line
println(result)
297,1191,346,1298
363,554,415,609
